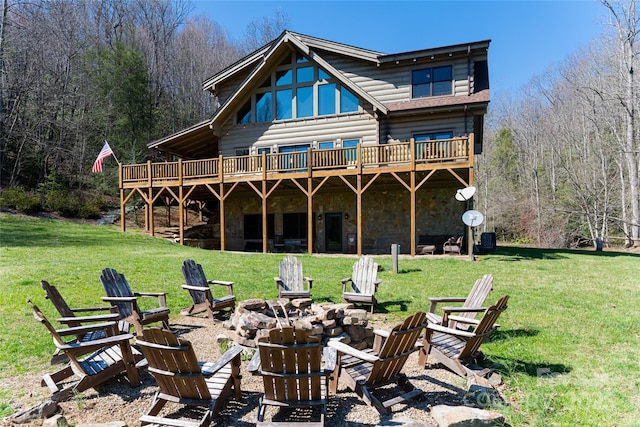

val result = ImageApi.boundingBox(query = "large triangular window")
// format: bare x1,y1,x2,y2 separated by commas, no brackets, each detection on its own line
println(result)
236,52,360,124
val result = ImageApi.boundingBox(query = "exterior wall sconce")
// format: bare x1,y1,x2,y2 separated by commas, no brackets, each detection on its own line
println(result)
344,212,349,220
317,214,322,221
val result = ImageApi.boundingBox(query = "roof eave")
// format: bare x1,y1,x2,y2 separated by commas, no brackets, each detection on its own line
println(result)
379,39,491,64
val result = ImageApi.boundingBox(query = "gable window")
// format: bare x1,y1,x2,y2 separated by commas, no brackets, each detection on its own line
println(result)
238,100,252,125
412,65,453,98
276,89,292,120
318,83,336,115
235,52,360,124
256,92,272,122
297,86,314,118
340,86,358,113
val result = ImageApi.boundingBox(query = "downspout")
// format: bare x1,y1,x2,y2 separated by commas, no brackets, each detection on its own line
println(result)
465,45,471,135
467,44,472,96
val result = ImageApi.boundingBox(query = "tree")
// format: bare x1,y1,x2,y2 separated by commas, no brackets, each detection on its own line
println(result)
601,0,640,247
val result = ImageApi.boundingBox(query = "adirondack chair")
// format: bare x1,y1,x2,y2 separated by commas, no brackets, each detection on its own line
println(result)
99,268,170,336
41,280,130,364
341,256,381,313
248,326,335,426
274,255,313,299
28,300,141,402
419,295,509,377
327,311,428,415
427,274,494,330
136,327,243,427
181,259,236,320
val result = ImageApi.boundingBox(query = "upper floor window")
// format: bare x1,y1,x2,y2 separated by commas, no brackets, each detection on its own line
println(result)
236,52,360,124
414,131,453,141
412,65,453,98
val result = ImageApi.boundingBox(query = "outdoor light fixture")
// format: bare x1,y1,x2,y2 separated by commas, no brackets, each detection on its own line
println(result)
344,213,350,220
317,214,322,221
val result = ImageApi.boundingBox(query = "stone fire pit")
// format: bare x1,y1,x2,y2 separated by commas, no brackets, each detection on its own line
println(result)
223,298,372,349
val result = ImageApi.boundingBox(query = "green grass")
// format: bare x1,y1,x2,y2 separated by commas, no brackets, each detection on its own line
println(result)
1,212,640,425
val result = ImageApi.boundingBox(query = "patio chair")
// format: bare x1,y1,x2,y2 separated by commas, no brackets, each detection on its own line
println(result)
419,295,509,377
28,300,141,402
181,259,236,320
100,268,170,336
327,311,428,415
443,236,463,255
274,255,313,299
341,256,381,313
136,327,243,427
427,274,493,330
41,280,130,364
249,326,335,426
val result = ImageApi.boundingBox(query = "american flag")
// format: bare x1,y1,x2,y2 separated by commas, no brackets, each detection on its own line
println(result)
91,141,114,173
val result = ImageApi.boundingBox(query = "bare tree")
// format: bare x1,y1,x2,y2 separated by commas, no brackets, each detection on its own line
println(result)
240,8,288,54
601,0,640,246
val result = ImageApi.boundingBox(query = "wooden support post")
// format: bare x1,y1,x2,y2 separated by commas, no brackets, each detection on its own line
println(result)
262,180,268,254
357,173,362,256
178,159,184,245
468,133,475,261
219,155,226,251
307,147,314,255
410,138,416,257
119,164,126,232
165,196,171,227
308,177,313,255
148,187,154,236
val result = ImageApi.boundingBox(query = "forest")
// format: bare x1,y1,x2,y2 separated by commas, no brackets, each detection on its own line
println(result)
0,0,638,249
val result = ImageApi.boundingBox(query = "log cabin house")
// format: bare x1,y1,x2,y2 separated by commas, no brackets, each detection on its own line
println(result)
119,31,490,256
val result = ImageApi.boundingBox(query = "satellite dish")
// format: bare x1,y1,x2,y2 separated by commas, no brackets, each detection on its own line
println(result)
462,210,484,227
455,186,476,202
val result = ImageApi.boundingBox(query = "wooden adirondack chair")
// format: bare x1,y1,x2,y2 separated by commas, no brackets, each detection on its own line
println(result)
99,268,170,336
249,327,335,426
341,256,381,313
181,259,236,320
419,295,509,377
136,327,243,427
327,311,428,415
41,280,129,364
427,274,494,330
274,255,313,299
28,300,141,402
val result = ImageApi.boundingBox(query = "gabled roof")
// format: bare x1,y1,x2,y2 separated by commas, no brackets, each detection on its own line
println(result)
202,31,383,92
150,32,491,157
207,31,388,129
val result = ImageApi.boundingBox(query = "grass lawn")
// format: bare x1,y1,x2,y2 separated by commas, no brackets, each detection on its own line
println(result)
1,212,639,425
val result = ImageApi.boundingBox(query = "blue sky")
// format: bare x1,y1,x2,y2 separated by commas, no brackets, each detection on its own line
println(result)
191,0,606,96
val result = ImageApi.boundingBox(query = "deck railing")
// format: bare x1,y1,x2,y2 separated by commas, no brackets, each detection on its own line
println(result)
121,137,470,187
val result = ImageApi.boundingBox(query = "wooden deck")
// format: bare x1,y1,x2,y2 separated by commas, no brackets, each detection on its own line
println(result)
118,136,475,256
121,138,472,188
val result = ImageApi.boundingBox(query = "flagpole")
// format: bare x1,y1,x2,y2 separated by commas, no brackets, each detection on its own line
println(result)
105,140,120,165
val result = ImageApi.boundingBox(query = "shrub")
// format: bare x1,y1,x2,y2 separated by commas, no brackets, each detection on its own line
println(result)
44,189,70,214
0,187,42,213
78,198,103,219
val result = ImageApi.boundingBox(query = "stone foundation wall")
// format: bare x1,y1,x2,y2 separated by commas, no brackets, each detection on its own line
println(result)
221,183,466,254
